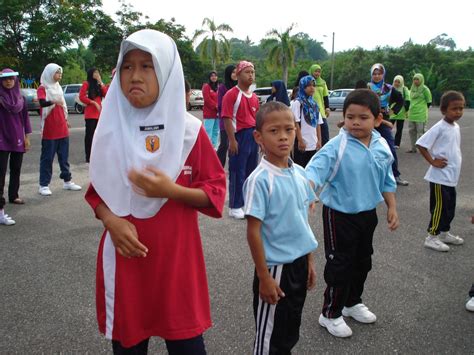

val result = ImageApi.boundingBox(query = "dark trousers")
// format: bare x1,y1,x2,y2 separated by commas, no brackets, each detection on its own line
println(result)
85,119,98,163
216,128,228,168
112,335,206,355
253,255,308,355
469,284,474,297
293,144,316,168
321,205,378,319
39,138,72,187
229,128,258,208
376,124,400,178
0,151,24,209
390,119,405,147
321,118,329,146
428,183,456,235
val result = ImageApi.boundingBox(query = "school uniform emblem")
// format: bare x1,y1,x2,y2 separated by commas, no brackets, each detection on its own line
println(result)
145,135,160,153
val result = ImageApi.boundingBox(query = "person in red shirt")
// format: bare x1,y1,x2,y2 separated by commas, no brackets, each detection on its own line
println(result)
79,68,108,163
221,61,259,219
86,29,225,353
202,71,219,148
37,64,81,196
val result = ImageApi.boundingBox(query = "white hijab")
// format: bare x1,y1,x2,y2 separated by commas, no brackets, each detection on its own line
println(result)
89,29,201,219
40,63,68,127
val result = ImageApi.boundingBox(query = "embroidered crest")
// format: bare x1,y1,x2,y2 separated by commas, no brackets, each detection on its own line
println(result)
145,135,160,153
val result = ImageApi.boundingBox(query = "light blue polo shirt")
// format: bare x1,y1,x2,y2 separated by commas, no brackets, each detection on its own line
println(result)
243,158,318,266
305,128,396,214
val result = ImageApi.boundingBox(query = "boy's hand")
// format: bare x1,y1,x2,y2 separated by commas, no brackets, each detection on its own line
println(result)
431,158,448,168
387,207,399,231
228,139,238,156
128,166,177,199
307,263,317,290
259,274,285,305
103,214,148,258
336,120,344,128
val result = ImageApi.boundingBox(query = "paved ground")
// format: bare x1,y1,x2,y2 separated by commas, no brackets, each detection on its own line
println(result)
1,108,473,354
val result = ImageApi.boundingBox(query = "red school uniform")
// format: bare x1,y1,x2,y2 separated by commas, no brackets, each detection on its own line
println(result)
85,127,226,347
201,83,218,119
79,81,108,119
37,86,69,140
220,86,259,132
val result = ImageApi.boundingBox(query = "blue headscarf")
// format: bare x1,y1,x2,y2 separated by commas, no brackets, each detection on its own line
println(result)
368,63,392,110
297,75,319,127
266,80,290,106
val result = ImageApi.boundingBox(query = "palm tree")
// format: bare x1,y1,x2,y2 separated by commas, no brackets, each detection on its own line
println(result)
192,18,233,70
262,24,304,86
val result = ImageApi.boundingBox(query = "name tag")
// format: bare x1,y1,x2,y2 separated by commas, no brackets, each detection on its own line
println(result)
140,124,164,132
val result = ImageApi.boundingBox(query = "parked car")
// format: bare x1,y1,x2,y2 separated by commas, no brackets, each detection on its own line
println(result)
20,88,40,114
328,89,354,111
62,84,84,114
253,87,272,105
188,89,204,110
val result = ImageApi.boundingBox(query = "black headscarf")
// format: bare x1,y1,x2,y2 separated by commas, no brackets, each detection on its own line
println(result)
223,65,237,90
87,67,103,100
208,71,218,92
294,70,309,89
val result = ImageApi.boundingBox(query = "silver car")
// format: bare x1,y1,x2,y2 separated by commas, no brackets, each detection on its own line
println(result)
62,84,84,114
328,89,354,111
20,88,40,114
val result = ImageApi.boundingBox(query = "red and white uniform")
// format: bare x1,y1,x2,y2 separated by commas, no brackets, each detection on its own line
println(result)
86,127,225,347
221,86,259,131
37,86,69,140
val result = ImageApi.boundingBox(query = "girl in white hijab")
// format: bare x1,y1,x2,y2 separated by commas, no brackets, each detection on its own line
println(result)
86,29,226,353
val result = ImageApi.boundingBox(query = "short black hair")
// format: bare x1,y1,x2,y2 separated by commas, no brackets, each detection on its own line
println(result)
256,101,292,131
440,90,465,112
343,89,380,118
355,80,368,89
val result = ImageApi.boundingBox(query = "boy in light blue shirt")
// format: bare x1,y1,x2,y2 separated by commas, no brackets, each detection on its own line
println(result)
243,101,317,354
306,89,399,338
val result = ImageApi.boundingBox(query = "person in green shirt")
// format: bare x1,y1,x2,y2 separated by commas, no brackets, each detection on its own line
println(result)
390,75,410,148
407,73,432,153
309,64,330,145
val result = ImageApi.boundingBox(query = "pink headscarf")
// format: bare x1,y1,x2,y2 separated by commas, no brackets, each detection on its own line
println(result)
236,61,254,75
0,68,24,114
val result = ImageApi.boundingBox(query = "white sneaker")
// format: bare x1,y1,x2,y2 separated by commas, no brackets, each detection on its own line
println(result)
0,214,16,226
318,314,352,338
424,235,450,252
39,186,52,196
466,297,474,312
63,181,82,191
342,303,377,323
439,231,464,245
229,208,245,219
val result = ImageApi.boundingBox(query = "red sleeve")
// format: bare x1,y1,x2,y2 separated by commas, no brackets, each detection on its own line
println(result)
202,84,216,109
85,183,105,219
101,85,108,96
79,81,92,105
220,88,235,119
188,127,226,218
37,86,46,100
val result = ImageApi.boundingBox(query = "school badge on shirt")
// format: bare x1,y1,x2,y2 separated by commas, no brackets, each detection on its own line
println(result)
145,135,160,153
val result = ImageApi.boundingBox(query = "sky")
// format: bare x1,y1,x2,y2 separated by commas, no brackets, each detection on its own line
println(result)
102,0,474,52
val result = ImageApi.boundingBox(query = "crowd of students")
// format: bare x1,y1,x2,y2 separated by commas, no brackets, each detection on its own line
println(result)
0,29,471,354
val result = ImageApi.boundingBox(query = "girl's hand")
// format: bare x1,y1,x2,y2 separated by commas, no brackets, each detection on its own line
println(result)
93,101,101,112
128,166,177,199
24,135,31,152
298,140,306,152
259,274,285,305
325,108,330,118
316,141,322,150
387,207,399,231
431,158,448,168
103,214,148,258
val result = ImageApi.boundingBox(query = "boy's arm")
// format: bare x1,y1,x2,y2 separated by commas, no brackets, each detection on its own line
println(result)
224,118,238,155
382,192,399,231
307,252,317,290
247,216,285,305
416,145,447,168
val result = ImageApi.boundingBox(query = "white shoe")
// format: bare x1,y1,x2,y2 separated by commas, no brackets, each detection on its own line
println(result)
342,303,377,323
229,208,245,219
424,235,450,252
39,186,52,196
0,214,16,226
63,181,82,191
318,314,352,338
466,297,474,312
439,231,464,245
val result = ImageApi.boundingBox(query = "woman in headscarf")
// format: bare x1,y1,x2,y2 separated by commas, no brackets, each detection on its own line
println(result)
390,75,410,148
79,67,107,162
85,29,226,353
216,64,237,167
309,64,330,145
202,70,219,148
266,80,290,106
290,75,323,167
0,69,32,225
368,63,408,186
407,73,432,153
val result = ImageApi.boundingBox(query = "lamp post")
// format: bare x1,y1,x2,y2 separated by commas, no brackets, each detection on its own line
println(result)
330,32,335,90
